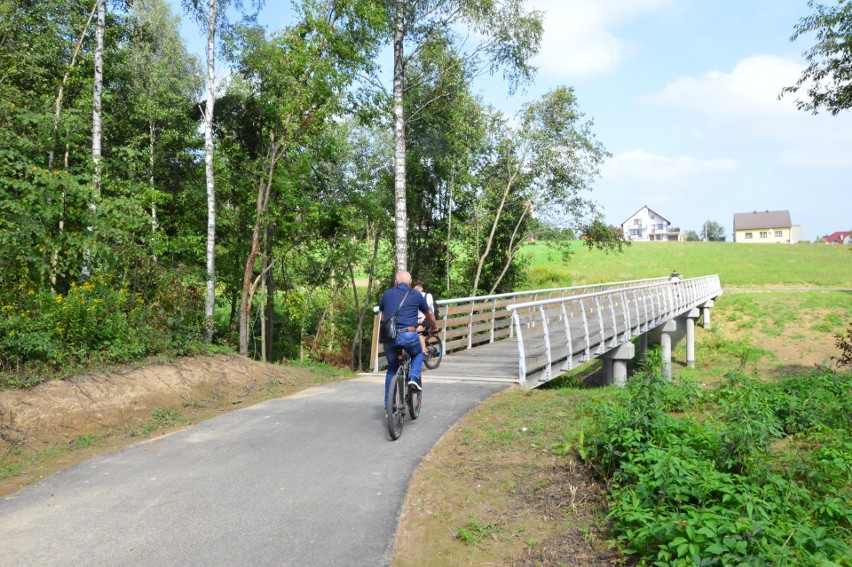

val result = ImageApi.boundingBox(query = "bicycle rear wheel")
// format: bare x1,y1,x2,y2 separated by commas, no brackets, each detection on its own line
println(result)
407,385,421,420
387,372,405,440
423,334,443,369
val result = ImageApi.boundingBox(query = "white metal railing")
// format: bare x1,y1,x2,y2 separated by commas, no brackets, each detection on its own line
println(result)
369,277,671,372
505,275,723,387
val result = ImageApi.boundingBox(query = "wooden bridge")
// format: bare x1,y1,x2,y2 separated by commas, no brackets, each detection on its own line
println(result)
370,276,723,388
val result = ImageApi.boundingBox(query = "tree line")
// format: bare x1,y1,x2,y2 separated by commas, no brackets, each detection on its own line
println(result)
0,0,640,380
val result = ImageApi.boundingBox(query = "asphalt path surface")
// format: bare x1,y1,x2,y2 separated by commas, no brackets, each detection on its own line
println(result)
0,376,508,567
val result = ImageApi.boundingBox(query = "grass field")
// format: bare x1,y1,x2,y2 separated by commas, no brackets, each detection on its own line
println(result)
394,240,852,566
519,241,852,288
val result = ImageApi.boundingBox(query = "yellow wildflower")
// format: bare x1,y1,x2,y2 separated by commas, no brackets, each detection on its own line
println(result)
10,102,14,108
56,295,63,303
27,289,34,295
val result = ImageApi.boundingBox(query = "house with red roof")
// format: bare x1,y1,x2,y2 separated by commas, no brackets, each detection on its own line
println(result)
825,231,852,244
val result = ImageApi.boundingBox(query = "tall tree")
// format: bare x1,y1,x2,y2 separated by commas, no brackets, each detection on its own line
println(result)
403,29,485,292
467,87,609,296
783,0,852,114
385,0,542,271
229,1,383,356
181,0,263,342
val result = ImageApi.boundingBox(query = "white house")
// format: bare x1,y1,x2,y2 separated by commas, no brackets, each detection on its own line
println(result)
621,206,682,242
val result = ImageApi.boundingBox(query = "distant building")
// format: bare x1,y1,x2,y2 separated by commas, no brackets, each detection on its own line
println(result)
621,206,682,242
733,210,800,244
825,231,852,245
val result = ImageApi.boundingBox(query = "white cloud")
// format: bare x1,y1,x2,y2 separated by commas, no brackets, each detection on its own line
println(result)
601,149,738,184
650,55,802,120
647,54,852,168
529,0,670,79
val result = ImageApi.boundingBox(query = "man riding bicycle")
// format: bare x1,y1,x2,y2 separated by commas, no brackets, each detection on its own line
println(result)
379,271,437,409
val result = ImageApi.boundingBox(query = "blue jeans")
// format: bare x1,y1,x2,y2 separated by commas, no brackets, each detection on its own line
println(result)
383,331,423,407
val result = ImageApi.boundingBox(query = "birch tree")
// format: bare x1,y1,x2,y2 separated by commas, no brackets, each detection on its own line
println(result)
181,0,262,342
468,87,610,296
384,0,542,271
82,0,106,279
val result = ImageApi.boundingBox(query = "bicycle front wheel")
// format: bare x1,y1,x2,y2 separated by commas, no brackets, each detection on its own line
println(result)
423,334,443,370
387,372,405,440
407,385,421,420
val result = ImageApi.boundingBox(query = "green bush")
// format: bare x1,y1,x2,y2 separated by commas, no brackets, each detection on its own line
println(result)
579,355,852,565
0,270,204,387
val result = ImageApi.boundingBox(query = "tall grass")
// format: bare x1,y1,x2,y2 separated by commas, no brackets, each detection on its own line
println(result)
520,241,852,288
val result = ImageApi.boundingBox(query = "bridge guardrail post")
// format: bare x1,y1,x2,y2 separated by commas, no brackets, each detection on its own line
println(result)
560,301,574,371
539,305,552,381
511,309,527,386
467,299,475,349
607,294,618,347
490,298,497,343
594,296,605,354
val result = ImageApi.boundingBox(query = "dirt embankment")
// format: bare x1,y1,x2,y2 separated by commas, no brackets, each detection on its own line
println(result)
0,354,336,452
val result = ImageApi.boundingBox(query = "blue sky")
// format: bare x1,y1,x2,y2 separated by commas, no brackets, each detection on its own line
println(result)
172,0,851,241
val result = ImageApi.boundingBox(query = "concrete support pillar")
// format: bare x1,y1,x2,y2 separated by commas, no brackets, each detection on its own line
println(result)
601,342,635,387
682,308,701,368
638,333,648,360
701,300,714,329
658,320,678,381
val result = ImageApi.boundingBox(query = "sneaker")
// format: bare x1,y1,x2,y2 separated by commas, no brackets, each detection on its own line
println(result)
407,380,422,392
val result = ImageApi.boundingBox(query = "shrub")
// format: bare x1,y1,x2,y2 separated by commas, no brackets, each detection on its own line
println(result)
0,269,204,388
579,356,852,564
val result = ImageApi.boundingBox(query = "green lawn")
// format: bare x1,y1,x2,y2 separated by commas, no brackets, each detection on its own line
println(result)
520,241,852,288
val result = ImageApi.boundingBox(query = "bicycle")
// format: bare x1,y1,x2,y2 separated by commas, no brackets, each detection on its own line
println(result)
387,346,422,441
422,330,443,370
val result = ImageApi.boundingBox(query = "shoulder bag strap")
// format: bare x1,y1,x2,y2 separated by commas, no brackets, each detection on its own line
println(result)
388,286,412,319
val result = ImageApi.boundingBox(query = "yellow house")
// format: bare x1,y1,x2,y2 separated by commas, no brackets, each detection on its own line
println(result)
733,210,800,244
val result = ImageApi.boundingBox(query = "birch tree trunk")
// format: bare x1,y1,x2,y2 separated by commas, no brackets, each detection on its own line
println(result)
83,0,105,280
50,1,97,170
471,165,519,296
149,121,158,233
392,0,407,271
92,0,104,198
203,0,217,341
487,201,530,295
50,1,97,286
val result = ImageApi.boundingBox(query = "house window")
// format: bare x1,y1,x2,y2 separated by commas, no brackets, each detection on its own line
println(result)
775,230,782,237
634,219,641,225
629,229,640,236
760,232,768,238
657,223,664,230
745,232,753,239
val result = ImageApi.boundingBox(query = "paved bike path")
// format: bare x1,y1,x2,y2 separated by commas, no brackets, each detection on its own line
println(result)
0,376,508,567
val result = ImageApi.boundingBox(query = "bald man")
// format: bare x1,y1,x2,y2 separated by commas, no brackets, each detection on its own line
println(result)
379,270,437,409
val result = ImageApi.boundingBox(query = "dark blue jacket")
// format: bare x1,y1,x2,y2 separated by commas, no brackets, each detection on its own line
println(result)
379,284,430,329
